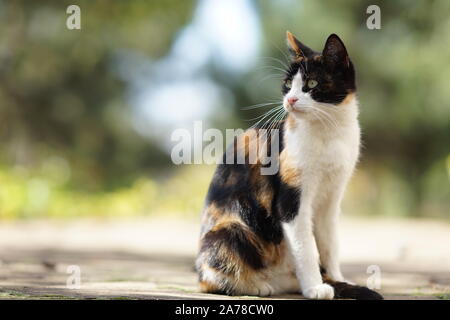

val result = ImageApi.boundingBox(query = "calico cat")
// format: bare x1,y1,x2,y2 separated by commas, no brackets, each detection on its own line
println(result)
196,31,383,300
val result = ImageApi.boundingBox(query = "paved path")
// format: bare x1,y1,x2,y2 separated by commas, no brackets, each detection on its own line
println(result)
0,217,449,300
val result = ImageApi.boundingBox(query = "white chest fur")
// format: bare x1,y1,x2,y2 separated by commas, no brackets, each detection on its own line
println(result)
284,98,361,195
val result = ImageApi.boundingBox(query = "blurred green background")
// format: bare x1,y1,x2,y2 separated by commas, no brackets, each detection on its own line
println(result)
0,0,448,219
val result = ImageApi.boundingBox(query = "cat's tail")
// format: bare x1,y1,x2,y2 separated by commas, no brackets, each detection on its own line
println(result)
325,280,384,300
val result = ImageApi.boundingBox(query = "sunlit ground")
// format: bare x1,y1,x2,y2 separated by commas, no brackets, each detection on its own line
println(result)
0,215,448,300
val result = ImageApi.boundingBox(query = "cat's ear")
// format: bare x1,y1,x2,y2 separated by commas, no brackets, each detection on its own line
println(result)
286,31,314,60
322,34,350,68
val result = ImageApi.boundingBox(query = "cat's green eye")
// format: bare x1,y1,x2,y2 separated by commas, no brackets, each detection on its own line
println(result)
285,80,292,89
308,79,318,88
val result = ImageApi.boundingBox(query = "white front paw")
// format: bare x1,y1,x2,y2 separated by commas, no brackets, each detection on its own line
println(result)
303,283,334,300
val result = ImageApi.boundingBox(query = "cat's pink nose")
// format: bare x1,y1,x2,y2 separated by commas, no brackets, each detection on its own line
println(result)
288,97,298,105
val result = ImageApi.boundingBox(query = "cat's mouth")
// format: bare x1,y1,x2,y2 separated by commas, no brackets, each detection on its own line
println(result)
284,103,307,114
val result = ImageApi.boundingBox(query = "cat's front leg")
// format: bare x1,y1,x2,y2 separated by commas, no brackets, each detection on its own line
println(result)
282,207,334,300
314,189,346,282
314,208,344,282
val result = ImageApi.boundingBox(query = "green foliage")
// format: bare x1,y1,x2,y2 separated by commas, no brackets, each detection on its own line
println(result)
0,0,448,219
0,164,213,219
0,0,195,189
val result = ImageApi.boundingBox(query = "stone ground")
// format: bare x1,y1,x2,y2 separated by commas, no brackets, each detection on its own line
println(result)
0,216,449,300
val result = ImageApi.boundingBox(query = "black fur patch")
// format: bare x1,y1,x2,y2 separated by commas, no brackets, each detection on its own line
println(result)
204,121,287,244
328,281,383,300
234,192,284,244
274,180,301,222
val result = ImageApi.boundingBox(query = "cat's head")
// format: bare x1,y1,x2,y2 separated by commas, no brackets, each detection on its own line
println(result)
282,31,356,119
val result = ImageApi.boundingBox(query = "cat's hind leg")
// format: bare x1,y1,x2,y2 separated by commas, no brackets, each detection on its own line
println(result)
196,220,276,296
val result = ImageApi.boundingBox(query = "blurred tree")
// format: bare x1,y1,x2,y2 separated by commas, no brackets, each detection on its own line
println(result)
0,0,448,218
0,0,196,190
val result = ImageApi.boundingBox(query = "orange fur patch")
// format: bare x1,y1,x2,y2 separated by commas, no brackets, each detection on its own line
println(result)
235,129,259,163
248,167,273,213
262,240,287,267
205,202,227,222
286,31,299,52
338,92,355,106
286,114,297,130
199,280,219,293
279,149,301,187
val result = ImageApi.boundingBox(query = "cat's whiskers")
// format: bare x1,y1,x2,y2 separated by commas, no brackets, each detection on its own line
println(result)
270,109,287,132
261,108,283,130
299,105,330,129
314,110,336,131
248,109,281,124
257,65,287,74
242,101,282,111
293,103,339,131
272,43,291,67
303,107,325,127
248,105,284,127
259,56,290,70
308,106,339,130
258,107,286,146
266,108,286,131
258,73,285,85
